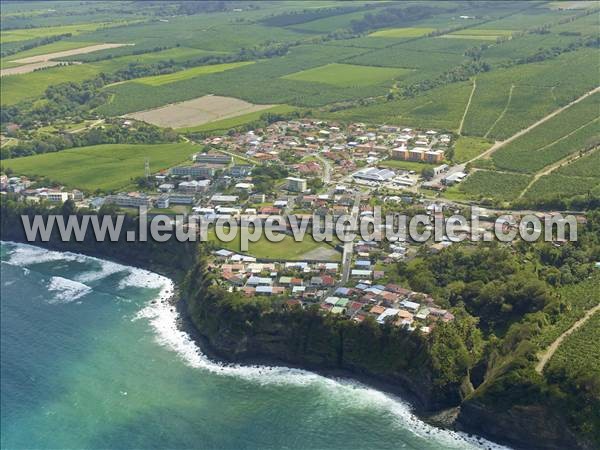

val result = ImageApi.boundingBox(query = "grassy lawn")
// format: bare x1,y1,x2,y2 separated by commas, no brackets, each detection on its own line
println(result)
282,63,411,87
178,105,297,133
368,27,435,38
379,159,437,173
3,143,197,192
136,61,255,86
207,227,341,261
453,136,493,163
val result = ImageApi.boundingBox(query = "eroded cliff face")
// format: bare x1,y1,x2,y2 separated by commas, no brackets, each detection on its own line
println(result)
181,263,592,450
182,288,462,412
457,400,590,450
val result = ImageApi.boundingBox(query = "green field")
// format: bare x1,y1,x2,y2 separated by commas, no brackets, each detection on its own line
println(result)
282,63,411,87
492,93,600,173
379,159,437,173
178,105,297,133
444,28,513,40
0,22,121,43
453,136,493,163
535,276,600,349
207,228,341,261
2,40,94,63
451,170,533,202
3,143,197,192
555,150,600,178
326,81,473,131
369,27,435,38
545,310,600,380
136,61,255,86
523,174,600,201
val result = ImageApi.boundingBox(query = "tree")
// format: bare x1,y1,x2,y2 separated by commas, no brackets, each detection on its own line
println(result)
422,168,435,180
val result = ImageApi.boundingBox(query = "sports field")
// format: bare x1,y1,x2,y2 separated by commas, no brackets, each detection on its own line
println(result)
207,228,341,261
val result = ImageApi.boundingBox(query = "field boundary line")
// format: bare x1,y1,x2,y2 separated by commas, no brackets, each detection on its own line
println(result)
484,84,514,139
468,86,600,163
535,303,600,374
458,77,476,135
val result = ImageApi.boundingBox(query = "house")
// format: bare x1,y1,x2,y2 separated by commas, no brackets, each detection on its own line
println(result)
369,305,386,315
351,269,372,278
399,300,420,312
246,276,273,286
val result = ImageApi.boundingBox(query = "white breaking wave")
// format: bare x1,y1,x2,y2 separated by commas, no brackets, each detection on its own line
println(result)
77,260,127,283
47,276,92,303
136,299,510,450
6,243,87,266
2,241,508,449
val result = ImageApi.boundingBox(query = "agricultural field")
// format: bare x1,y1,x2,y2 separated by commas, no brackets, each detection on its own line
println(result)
535,275,600,349
368,27,435,38
453,136,493,163
7,43,130,65
282,63,411,87
0,22,128,43
178,105,297,133
492,92,600,173
442,28,513,40
97,44,385,115
545,310,600,380
326,81,474,131
450,170,533,202
461,49,600,140
555,150,600,178
134,61,255,86
3,143,197,192
125,95,276,129
522,174,600,201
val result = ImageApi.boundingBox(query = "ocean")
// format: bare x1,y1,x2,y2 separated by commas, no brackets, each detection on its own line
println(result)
0,242,505,450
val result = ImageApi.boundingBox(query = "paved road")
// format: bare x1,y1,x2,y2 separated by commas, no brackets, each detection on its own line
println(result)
313,153,332,184
341,192,362,284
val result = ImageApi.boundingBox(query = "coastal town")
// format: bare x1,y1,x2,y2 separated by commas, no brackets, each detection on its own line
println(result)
2,118,584,335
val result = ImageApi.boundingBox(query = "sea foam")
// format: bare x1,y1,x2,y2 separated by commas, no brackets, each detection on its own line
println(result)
136,296,510,450
47,276,92,303
3,241,508,449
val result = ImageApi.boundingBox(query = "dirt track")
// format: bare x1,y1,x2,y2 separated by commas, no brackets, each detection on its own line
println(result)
11,43,131,64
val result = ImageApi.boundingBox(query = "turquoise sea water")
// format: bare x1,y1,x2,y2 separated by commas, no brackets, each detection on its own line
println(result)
0,242,505,450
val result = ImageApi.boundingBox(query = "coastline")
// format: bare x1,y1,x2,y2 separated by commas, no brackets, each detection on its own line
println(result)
1,240,505,449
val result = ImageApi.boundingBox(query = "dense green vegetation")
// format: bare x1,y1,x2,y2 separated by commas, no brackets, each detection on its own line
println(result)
2,142,197,192
545,310,600,387
1,119,178,159
453,136,492,163
453,170,532,202
523,174,600,202
282,63,411,87
492,92,600,173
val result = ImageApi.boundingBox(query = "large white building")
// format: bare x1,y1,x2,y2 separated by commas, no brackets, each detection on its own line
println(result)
286,177,308,192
